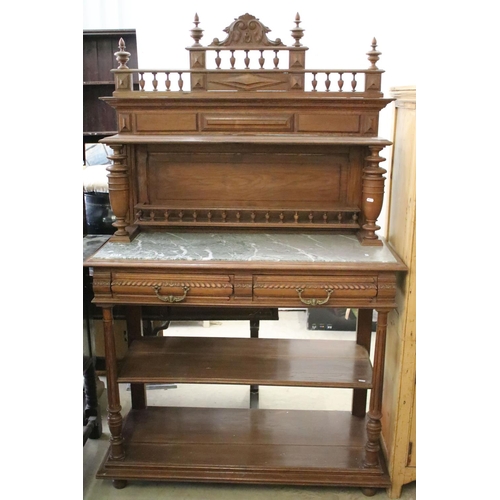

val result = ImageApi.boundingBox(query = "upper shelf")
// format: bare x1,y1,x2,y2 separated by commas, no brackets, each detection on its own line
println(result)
101,133,392,146
118,336,373,388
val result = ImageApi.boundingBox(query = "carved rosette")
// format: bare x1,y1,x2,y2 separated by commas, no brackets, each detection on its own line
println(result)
210,13,285,47
106,145,131,241
358,146,386,246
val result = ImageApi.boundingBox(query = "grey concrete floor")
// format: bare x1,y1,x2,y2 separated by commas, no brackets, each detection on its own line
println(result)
83,309,416,499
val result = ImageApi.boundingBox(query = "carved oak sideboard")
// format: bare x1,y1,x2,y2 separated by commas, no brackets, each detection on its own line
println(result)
84,13,407,496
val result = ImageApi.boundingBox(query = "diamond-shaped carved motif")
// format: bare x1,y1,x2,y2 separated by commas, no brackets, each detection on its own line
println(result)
290,76,302,89
192,55,204,68
192,77,205,89
213,73,281,90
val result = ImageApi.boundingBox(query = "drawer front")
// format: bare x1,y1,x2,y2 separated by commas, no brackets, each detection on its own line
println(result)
110,272,234,304
200,113,293,132
253,275,378,307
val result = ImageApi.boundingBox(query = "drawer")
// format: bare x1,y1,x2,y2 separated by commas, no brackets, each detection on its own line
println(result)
199,113,293,132
110,272,234,304
253,275,378,306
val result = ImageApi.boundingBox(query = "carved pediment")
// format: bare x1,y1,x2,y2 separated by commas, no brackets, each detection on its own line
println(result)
210,13,285,48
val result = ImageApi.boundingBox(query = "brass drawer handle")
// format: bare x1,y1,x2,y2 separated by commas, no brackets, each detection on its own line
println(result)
296,287,333,306
153,285,190,303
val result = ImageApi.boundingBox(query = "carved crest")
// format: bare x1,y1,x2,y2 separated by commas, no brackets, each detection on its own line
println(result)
210,13,285,47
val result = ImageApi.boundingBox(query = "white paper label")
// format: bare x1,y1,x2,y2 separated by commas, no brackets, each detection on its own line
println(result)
366,197,374,202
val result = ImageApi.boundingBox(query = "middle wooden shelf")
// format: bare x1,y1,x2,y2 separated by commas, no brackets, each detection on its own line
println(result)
117,337,372,389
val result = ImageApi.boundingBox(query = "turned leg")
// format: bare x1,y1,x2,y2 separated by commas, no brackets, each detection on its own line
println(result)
83,361,102,439
125,306,147,410
250,319,260,408
364,309,389,468
352,308,373,417
103,306,125,460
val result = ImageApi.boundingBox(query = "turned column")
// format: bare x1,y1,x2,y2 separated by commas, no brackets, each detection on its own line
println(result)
106,145,133,242
364,309,389,468
102,306,125,460
358,146,387,246
352,308,373,417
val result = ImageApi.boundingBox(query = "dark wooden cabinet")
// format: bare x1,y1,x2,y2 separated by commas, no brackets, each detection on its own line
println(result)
83,13,407,496
83,29,138,143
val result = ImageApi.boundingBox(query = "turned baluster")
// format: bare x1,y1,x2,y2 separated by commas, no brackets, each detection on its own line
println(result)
215,50,221,69
139,72,145,90
311,72,318,91
364,310,389,468
273,50,279,69
338,71,344,92
106,144,131,240
230,50,236,69
358,146,386,245
102,307,124,460
178,72,184,91
351,72,358,92
152,72,158,91
258,50,265,68
244,50,250,69
325,72,331,92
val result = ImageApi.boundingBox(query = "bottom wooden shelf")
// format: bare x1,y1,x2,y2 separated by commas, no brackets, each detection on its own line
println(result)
97,406,390,488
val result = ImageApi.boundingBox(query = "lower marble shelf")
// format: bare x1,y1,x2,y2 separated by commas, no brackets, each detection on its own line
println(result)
97,406,391,488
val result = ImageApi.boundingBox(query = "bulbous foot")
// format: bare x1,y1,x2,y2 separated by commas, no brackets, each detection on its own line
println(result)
112,479,127,489
361,487,377,497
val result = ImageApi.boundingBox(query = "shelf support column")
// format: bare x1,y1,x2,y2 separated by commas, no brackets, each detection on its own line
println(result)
358,146,387,246
106,144,136,242
352,308,373,417
364,308,389,468
103,306,125,460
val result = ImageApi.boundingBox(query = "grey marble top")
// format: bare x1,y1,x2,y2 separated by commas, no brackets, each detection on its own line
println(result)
87,231,398,265
83,235,110,262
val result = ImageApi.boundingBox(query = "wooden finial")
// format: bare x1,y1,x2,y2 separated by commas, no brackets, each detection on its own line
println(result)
367,37,381,70
115,38,130,69
291,12,304,47
190,13,204,46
